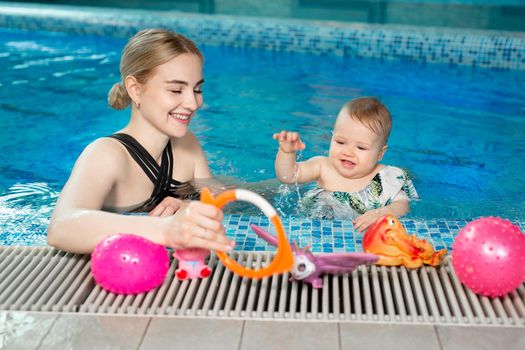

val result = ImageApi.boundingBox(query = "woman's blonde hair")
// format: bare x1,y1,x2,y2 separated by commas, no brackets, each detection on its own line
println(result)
108,29,203,110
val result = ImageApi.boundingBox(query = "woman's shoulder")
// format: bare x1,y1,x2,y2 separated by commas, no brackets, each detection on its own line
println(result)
78,137,130,168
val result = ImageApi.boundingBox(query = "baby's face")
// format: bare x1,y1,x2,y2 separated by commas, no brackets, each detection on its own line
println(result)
328,110,386,180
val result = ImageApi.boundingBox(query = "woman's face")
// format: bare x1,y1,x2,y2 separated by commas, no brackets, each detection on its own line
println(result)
139,53,204,138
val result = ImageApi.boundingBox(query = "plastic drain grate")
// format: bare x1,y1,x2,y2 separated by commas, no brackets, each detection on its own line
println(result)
0,246,524,326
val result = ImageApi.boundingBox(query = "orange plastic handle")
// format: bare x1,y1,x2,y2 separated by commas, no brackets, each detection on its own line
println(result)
200,187,294,279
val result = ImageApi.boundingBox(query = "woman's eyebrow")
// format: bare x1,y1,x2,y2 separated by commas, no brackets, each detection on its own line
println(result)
164,79,205,86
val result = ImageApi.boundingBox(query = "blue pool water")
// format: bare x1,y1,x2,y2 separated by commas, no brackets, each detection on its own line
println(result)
1,28,524,244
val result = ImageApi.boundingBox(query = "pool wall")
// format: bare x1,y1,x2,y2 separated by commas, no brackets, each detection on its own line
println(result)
0,2,524,70
9,0,525,32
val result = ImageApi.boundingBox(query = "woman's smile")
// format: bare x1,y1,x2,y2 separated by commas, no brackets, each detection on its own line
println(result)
169,111,191,125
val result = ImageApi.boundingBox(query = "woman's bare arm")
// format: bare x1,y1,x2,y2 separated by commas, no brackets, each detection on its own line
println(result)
47,139,233,253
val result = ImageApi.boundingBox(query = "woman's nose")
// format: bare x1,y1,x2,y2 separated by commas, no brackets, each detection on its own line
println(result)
182,91,200,111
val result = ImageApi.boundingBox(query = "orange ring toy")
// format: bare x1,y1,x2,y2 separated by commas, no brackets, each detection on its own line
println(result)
200,187,294,279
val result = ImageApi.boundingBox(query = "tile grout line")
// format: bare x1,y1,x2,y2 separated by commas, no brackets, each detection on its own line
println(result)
136,317,153,350
433,325,444,350
35,313,60,350
237,320,246,350
337,322,342,350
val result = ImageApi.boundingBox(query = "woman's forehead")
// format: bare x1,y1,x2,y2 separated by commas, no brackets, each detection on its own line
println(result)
152,54,203,81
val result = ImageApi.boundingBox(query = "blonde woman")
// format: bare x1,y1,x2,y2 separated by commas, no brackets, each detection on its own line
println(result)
48,29,234,254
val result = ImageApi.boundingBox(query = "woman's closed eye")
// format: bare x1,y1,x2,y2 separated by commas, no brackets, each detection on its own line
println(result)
170,89,203,94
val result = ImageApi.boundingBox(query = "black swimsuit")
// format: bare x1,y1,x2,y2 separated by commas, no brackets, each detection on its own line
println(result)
108,133,198,213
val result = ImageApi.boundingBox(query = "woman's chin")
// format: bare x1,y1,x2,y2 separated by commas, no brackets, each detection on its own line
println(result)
167,125,189,138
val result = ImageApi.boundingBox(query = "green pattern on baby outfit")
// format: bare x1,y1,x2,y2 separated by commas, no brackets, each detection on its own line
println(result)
332,173,385,214
400,169,418,199
301,166,419,220
333,191,368,213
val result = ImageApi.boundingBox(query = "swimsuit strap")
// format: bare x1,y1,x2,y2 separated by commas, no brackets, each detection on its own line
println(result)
108,133,175,211
108,133,163,185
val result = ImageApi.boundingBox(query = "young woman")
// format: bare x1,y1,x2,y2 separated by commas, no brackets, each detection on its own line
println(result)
48,29,234,254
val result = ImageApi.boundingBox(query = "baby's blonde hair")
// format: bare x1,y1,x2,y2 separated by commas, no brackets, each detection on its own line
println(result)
343,97,392,145
108,29,203,110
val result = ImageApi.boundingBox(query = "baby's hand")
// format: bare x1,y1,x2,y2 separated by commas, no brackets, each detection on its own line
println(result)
273,130,306,154
149,197,187,217
353,209,385,233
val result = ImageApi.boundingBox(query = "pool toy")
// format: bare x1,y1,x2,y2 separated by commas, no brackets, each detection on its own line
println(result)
91,233,170,294
173,248,212,280
452,217,525,297
251,224,378,288
91,188,295,291
200,187,294,279
363,214,447,268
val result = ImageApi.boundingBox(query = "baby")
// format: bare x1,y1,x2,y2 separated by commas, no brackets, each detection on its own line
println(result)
273,97,418,232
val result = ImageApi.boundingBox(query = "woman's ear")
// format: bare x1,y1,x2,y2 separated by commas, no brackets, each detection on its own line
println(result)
378,144,388,161
124,75,141,108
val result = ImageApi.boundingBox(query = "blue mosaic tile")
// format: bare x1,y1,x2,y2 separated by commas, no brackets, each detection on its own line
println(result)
220,214,525,255
2,3,520,70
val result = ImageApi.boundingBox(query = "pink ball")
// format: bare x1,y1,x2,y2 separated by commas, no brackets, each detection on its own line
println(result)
452,217,525,297
91,234,170,295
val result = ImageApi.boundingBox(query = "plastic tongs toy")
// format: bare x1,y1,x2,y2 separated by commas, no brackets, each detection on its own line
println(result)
200,188,294,279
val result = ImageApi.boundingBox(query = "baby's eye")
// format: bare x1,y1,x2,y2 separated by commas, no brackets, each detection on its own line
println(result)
335,140,344,145
194,90,203,94
170,90,182,94
357,146,368,150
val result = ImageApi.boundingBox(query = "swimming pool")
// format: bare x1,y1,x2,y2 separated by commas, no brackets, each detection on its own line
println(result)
0,3,524,246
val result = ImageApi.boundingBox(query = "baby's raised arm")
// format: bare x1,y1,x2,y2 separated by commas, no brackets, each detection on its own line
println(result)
273,130,321,184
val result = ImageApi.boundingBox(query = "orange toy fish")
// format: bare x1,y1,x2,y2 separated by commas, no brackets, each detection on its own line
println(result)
362,215,447,268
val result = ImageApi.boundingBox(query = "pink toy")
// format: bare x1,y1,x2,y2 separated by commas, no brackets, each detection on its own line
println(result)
91,234,170,295
173,248,211,280
452,217,525,297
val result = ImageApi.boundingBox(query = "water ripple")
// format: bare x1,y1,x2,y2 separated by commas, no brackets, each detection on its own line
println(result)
0,182,58,246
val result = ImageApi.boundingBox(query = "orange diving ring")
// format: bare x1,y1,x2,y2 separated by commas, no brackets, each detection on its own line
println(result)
200,187,294,279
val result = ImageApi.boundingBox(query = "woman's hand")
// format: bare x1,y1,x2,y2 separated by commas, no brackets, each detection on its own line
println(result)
149,197,187,217
273,130,306,154
163,201,235,252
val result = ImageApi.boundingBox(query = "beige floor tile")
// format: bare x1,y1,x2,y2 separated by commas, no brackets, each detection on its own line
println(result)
38,314,150,350
0,311,58,350
140,317,244,350
437,325,525,350
340,323,441,350
240,320,339,350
